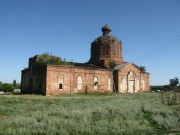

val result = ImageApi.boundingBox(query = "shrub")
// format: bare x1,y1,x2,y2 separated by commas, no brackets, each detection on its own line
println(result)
108,59,116,69
37,52,74,66
2,83,14,92
37,52,61,65
159,91,180,105
0,81,3,91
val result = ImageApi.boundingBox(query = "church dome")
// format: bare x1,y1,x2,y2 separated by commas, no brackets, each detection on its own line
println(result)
89,25,123,67
93,34,121,45
92,24,120,44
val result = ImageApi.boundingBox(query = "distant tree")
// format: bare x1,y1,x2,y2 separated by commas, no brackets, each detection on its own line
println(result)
13,79,16,88
3,83,14,92
150,86,163,91
139,66,146,73
162,85,172,91
169,77,179,89
0,81,3,91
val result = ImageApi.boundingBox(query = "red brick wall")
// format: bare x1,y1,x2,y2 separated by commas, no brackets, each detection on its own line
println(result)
22,57,150,95
45,65,112,96
117,63,150,93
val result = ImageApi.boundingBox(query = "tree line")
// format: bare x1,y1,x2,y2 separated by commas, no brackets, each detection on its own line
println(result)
151,77,180,91
0,80,20,92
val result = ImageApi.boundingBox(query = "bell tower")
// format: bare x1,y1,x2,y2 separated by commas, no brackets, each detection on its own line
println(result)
89,25,123,67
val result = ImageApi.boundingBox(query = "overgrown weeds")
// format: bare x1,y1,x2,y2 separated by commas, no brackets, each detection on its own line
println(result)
0,94,179,135
159,91,180,105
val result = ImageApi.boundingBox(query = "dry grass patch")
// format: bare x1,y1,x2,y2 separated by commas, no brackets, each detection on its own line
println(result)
0,115,8,119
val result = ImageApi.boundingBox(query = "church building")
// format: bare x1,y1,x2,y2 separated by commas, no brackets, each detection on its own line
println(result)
21,25,150,96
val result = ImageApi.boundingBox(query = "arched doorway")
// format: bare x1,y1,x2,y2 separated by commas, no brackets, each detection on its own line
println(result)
128,70,136,93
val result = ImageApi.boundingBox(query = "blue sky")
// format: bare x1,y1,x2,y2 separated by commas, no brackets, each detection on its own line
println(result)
0,0,180,85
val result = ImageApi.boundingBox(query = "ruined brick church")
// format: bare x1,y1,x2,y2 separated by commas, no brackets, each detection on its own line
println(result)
21,25,150,96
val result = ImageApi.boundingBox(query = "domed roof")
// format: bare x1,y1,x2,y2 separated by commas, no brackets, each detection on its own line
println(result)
101,24,111,34
89,25,123,67
92,24,121,44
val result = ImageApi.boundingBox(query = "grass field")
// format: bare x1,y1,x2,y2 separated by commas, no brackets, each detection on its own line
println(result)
0,93,180,135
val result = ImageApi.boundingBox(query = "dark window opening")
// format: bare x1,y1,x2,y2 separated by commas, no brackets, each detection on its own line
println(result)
102,44,109,56
94,81,98,86
59,84,63,89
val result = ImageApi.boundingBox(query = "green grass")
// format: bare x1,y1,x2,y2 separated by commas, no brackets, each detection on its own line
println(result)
0,93,180,135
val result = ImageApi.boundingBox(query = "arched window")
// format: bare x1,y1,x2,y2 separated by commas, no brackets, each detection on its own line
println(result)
77,76,83,90
108,78,111,91
93,77,98,90
102,44,109,56
135,78,139,92
22,75,27,89
114,43,119,56
28,76,35,92
121,78,127,91
141,80,145,91
58,75,64,90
